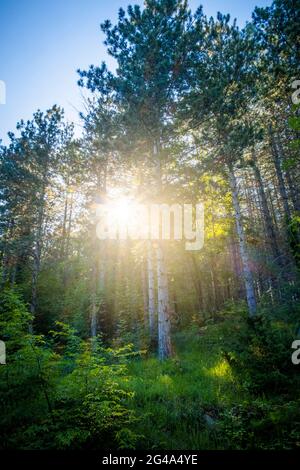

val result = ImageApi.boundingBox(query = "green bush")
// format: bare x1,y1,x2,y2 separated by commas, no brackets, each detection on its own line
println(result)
219,305,299,395
0,289,138,449
219,398,300,449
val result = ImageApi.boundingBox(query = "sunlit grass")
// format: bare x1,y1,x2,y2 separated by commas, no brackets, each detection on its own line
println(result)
206,359,233,379
117,324,249,449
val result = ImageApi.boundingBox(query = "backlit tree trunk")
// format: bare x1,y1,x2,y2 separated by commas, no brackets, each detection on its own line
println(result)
228,164,257,317
156,242,172,359
147,240,156,343
154,140,172,358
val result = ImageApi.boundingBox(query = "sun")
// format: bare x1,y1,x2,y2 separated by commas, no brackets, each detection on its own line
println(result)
109,196,137,225
95,194,149,240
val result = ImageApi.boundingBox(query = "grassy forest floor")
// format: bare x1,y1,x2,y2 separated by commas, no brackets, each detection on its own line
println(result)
118,306,300,450
1,289,299,450
122,327,245,449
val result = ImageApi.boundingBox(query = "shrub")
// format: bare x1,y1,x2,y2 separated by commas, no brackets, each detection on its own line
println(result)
0,289,138,449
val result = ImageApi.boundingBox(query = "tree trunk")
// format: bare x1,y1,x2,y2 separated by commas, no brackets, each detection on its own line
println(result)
285,168,300,213
30,202,45,323
141,255,148,328
90,245,98,338
60,186,69,259
276,131,300,212
154,139,172,358
147,240,156,344
269,126,291,222
30,243,41,332
91,165,107,339
30,162,49,327
65,190,74,259
228,164,257,317
90,295,98,338
190,254,205,313
156,242,172,359
250,149,282,264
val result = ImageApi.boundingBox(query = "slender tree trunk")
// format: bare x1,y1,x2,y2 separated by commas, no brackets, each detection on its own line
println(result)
190,254,205,313
90,209,99,339
228,163,257,317
270,129,300,268
10,261,17,286
30,199,45,324
61,188,73,292
65,190,74,259
90,244,98,338
269,126,291,221
60,187,69,259
91,165,107,339
282,133,300,212
156,242,172,359
147,240,156,344
97,240,106,300
285,168,300,213
30,161,49,327
30,242,41,330
276,132,300,211
250,149,281,264
266,185,280,232
228,236,242,298
90,297,98,338
98,164,108,331
141,254,149,328
210,268,217,315
154,139,172,358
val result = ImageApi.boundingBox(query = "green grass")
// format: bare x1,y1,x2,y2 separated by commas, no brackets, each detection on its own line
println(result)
120,325,249,449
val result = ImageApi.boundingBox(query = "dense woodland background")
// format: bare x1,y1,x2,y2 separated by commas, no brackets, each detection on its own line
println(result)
0,0,300,450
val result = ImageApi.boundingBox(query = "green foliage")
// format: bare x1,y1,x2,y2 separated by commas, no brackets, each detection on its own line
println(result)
0,288,32,347
220,302,300,394
220,398,300,450
214,301,300,449
0,289,138,450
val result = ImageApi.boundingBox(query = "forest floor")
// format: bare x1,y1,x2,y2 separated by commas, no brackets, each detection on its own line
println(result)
119,323,249,449
117,308,300,450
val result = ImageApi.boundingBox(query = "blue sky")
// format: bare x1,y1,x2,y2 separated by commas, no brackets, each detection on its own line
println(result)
0,0,272,144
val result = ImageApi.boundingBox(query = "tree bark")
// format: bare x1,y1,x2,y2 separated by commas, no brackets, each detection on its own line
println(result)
90,241,99,338
90,295,98,338
250,149,282,264
156,242,172,359
154,139,172,358
91,165,107,338
228,163,257,317
147,240,156,344
30,178,47,326
276,131,300,212
141,255,148,327
269,126,291,222
30,148,52,328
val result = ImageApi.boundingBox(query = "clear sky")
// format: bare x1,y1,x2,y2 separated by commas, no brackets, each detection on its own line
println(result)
0,0,272,144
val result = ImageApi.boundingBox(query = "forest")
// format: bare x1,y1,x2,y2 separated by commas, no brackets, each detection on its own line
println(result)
0,0,300,451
